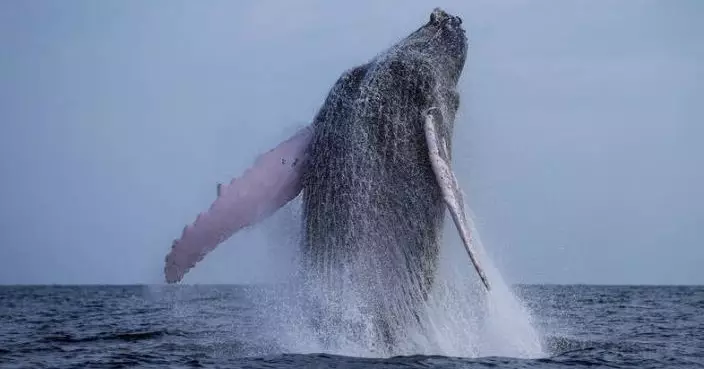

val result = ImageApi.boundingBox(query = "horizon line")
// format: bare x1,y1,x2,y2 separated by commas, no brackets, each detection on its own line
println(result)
0,282,702,287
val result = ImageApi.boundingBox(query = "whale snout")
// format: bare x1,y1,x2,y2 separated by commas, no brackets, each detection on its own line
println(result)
430,8,463,28
427,8,467,52
422,8,467,81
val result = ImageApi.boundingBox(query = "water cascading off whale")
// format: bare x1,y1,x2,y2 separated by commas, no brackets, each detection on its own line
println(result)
164,8,491,345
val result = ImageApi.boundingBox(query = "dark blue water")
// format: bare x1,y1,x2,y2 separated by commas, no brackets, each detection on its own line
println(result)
1,285,702,368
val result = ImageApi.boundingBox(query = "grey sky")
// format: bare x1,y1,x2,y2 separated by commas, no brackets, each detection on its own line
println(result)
1,1,702,285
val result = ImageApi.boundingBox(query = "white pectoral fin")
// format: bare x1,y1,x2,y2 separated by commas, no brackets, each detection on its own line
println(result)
424,109,491,291
164,125,314,284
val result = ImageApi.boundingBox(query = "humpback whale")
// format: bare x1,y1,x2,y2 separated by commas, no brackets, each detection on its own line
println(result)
164,8,490,346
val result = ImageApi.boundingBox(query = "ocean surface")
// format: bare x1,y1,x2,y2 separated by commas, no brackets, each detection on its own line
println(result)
0,284,702,368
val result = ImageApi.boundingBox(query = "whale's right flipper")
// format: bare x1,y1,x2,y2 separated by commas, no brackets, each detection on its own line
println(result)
423,109,491,291
164,126,314,284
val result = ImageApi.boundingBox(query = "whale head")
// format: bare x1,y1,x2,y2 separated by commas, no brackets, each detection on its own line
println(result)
393,8,468,85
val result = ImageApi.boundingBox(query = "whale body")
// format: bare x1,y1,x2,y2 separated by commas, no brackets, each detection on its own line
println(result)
164,7,490,349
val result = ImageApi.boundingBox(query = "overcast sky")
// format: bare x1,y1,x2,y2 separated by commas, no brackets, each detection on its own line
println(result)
1,1,702,285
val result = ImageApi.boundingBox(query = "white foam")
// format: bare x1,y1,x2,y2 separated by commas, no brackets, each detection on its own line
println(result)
248,204,546,359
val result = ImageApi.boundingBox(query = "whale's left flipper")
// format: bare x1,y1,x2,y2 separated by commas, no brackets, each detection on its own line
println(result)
164,126,314,283
424,109,491,291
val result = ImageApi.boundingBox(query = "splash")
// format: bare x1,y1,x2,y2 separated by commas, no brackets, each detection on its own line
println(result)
245,199,546,359
424,211,545,358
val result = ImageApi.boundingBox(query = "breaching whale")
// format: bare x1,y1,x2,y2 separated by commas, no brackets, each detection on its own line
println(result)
164,8,490,345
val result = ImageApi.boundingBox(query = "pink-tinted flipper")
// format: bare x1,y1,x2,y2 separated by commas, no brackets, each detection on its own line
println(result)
164,126,313,283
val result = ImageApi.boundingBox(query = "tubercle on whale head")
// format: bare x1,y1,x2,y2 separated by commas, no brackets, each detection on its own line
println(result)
399,8,468,85
429,7,462,26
